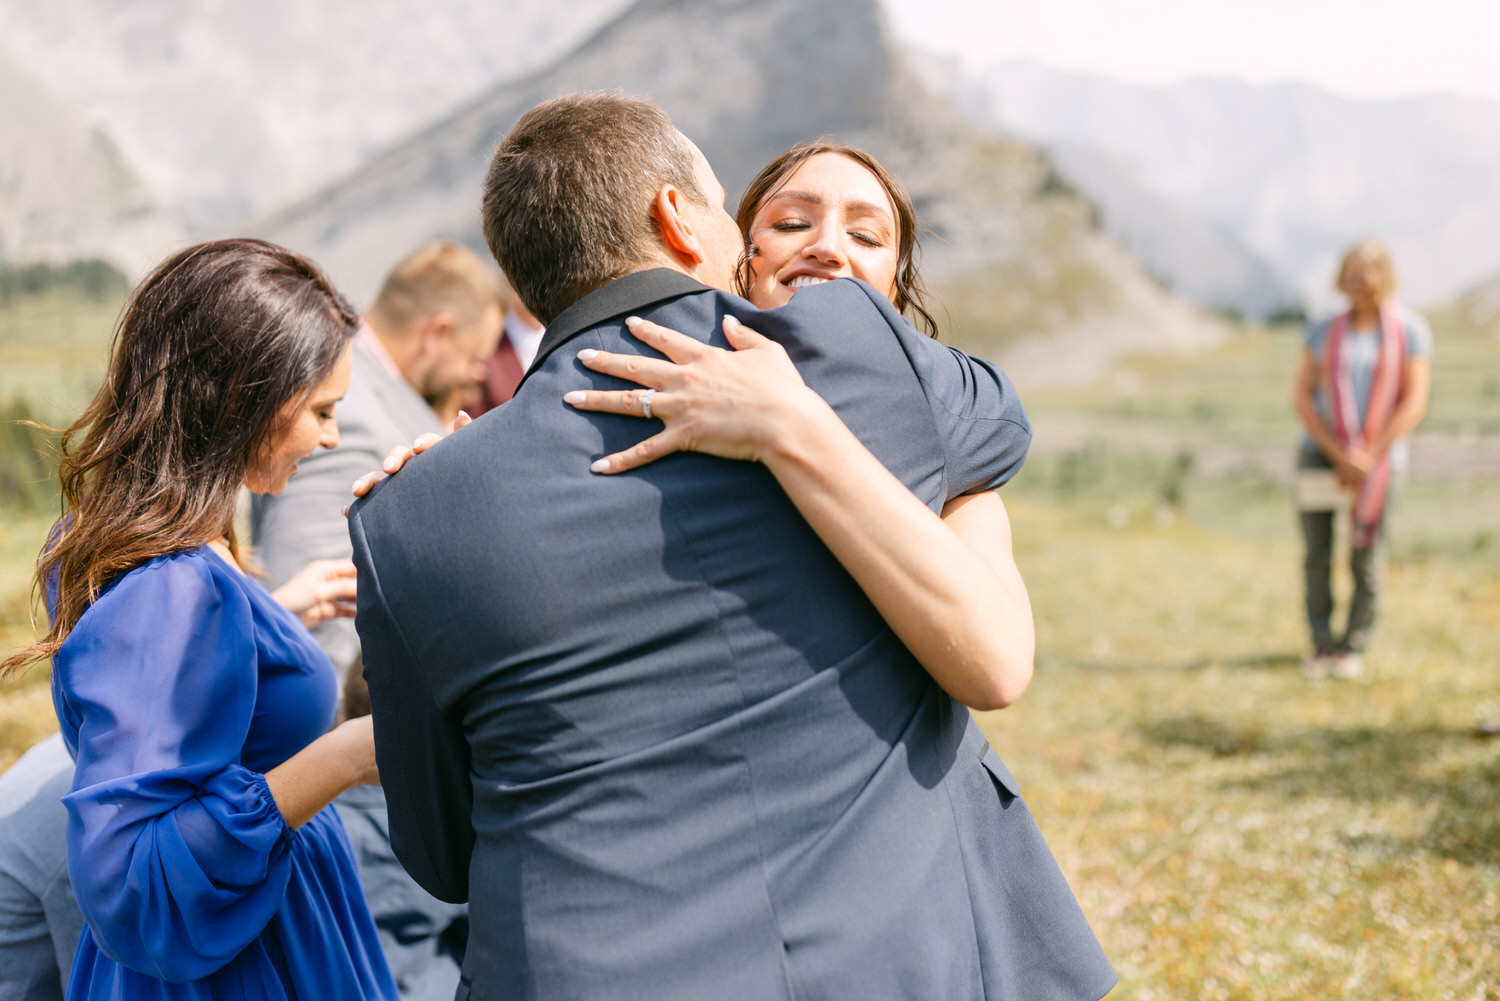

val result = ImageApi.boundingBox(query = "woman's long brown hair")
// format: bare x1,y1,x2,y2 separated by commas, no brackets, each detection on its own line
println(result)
1,239,356,676
735,139,939,336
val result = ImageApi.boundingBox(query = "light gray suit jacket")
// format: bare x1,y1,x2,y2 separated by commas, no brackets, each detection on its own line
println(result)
0,734,81,1001
251,335,444,672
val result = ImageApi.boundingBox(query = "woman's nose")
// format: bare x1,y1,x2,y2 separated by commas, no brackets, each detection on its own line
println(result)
801,225,846,267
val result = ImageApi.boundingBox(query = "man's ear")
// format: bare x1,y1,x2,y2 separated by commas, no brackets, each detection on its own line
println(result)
418,312,457,356
653,183,706,269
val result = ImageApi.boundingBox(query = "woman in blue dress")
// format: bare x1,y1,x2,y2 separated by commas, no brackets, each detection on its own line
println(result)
1,239,398,1000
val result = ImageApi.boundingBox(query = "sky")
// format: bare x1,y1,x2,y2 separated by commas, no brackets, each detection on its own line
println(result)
881,0,1500,103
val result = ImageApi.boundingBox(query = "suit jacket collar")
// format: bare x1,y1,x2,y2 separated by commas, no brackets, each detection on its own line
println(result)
350,337,444,438
519,269,710,392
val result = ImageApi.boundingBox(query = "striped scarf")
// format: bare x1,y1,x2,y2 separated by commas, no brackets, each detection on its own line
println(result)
1325,302,1407,547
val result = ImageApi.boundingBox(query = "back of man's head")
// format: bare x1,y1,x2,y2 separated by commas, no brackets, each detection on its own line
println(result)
368,240,503,336
482,91,705,325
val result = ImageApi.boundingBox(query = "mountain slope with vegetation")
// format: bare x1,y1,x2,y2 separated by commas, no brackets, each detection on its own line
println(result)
259,0,1219,380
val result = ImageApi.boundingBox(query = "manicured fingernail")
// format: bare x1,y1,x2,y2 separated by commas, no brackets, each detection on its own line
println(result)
724,315,741,327
590,458,611,473
383,458,398,471
624,316,642,327
577,348,598,362
564,391,586,405
457,410,469,420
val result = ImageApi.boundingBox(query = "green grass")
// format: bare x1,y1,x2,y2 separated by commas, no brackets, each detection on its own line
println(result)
1,288,1497,998
985,489,1499,999
0,284,124,426
1,510,58,766
984,307,1500,999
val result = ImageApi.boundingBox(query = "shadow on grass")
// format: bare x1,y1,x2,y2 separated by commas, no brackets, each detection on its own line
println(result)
1043,649,1302,674
1141,713,1500,866
1141,714,1270,756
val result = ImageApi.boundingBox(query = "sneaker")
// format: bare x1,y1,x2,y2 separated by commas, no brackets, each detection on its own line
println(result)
1330,651,1364,680
1301,653,1332,679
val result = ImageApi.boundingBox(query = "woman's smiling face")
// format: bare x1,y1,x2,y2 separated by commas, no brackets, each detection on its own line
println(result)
243,344,351,495
743,152,901,309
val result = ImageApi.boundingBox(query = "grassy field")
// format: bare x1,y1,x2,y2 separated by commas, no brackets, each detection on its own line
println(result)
988,310,1500,999
1,288,1497,998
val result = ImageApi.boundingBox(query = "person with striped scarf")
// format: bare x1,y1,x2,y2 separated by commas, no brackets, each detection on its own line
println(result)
1293,239,1432,680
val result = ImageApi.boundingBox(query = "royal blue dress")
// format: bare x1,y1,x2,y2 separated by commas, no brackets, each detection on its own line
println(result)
49,546,398,1000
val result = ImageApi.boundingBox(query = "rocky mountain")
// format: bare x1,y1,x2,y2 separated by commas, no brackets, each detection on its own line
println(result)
1028,144,1301,320
0,0,1221,381
0,0,629,244
0,51,181,273
963,60,1500,314
258,0,1219,381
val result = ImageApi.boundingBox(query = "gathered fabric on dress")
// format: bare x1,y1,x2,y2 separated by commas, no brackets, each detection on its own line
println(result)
50,547,397,1001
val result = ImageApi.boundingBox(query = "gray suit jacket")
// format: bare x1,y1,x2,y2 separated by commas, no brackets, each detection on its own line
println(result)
252,335,444,672
0,734,82,1001
352,271,1115,1000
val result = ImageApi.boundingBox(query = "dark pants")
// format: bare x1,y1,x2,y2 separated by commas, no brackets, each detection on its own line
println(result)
1297,452,1387,655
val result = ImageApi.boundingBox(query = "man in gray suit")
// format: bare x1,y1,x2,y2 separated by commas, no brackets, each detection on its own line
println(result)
352,93,1114,1000
252,239,503,672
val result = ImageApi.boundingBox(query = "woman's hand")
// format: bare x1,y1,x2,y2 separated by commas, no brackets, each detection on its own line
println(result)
563,315,826,473
347,410,473,506
326,715,380,788
567,314,1033,711
1334,445,1374,490
272,559,357,628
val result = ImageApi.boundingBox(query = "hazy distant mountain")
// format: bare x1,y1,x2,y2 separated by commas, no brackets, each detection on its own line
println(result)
1449,273,1500,335
1043,144,1301,319
965,60,1500,312
0,51,180,272
0,0,629,238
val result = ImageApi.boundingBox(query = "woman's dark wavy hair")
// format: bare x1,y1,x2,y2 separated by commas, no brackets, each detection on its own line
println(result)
1,238,357,676
735,139,938,337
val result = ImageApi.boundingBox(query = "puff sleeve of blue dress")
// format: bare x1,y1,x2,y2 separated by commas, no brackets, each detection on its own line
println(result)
50,547,396,1000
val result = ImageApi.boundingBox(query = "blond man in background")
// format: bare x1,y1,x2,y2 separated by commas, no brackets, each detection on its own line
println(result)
251,239,502,672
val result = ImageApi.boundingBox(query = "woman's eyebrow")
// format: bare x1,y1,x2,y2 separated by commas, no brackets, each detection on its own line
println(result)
842,200,892,220
769,190,892,221
766,189,822,208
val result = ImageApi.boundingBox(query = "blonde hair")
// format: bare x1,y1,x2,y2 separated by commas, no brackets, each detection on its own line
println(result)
1335,239,1398,302
368,241,503,333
